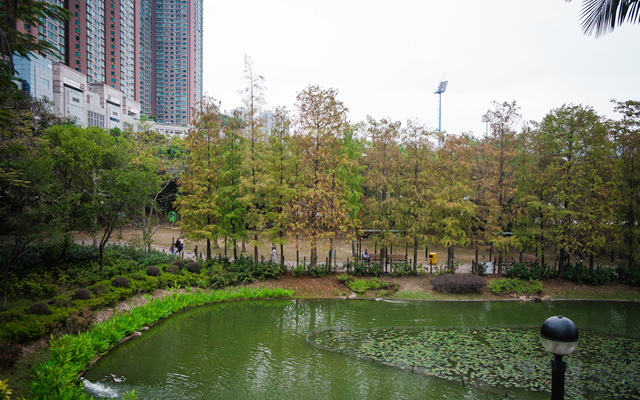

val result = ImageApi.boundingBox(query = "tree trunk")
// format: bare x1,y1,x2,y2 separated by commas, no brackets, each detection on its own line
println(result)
413,238,418,273
611,248,614,263
254,234,258,263
99,244,105,272
452,246,456,272
280,231,284,266
328,238,333,273
206,238,211,260
489,245,493,265
475,245,479,275
310,237,317,268
380,246,385,273
296,234,300,267
558,249,566,279
2,265,8,309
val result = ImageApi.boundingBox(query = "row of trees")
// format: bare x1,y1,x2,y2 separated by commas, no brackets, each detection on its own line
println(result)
174,59,640,275
1,57,639,305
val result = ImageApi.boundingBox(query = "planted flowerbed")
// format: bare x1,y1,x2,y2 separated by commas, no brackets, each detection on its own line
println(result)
308,326,640,399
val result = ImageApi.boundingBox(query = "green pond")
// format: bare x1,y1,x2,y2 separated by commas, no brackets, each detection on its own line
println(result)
82,299,640,399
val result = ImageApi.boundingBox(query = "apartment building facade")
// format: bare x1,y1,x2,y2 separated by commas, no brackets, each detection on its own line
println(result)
16,0,202,127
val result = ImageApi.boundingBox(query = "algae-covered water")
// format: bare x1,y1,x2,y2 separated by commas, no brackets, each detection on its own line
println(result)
82,299,640,399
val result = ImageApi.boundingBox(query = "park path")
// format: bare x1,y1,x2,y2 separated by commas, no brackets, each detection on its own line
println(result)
74,238,473,273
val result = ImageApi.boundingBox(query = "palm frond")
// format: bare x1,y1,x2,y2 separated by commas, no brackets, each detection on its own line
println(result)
578,0,640,37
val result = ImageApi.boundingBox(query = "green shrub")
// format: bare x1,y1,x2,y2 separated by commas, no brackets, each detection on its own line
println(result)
26,302,51,316
185,261,202,273
72,289,91,300
112,276,130,288
291,264,305,278
164,265,179,274
336,273,352,285
349,261,381,277
215,256,285,283
430,274,487,294
472,262,489,276
563,263,616,285
196,278,209,288
9,272,59,300
617,264,640,286
504,262,555,280
390,262,417,277
0,309,22,323
173,260,185,270
252,261,286,280
146,266,161,277
129,272,145,281
346,277,390,294
140,252,175,267
88,281,110,295
309,263,330,278
488,278,543,296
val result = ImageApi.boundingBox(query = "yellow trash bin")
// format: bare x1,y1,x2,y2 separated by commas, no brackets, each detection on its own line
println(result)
428,252,437,264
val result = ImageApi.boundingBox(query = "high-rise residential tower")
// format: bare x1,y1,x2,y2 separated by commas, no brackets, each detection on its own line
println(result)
150,0,203,124
18,0,203,125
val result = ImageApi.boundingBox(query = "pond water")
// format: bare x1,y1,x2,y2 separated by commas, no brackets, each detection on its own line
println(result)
82,299,640,399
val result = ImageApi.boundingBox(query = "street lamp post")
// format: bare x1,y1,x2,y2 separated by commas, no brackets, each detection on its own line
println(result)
540,316,580,400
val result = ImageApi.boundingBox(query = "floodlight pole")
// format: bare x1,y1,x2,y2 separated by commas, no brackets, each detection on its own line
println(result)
438,92,442,133
482,114,489,138
434,80,448,133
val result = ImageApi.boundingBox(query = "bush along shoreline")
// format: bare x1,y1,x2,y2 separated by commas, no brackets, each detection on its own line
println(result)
29,286,293,400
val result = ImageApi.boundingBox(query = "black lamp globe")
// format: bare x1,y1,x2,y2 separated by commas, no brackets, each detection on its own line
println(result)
540,315,579,400
540,315,579,355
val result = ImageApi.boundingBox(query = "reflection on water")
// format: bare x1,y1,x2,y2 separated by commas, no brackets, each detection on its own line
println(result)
82,299,640,400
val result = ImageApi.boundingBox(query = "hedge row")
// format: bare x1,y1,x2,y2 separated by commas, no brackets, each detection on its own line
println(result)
1,257,287,346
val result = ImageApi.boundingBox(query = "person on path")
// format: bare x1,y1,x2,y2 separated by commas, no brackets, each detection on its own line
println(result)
271,246,277,263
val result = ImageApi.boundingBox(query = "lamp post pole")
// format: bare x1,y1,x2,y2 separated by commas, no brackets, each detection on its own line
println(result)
551,354,567,400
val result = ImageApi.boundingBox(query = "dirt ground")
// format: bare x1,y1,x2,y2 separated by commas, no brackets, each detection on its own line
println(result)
247,272,640,301
76,225,621,269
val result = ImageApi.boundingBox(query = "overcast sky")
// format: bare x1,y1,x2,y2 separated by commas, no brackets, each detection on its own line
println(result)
203,0,639,137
